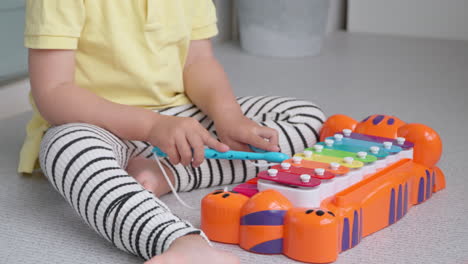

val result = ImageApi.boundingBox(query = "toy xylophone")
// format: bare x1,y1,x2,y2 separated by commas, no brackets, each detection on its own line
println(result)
201,114,445,263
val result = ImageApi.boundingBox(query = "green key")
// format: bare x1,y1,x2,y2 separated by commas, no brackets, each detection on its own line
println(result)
304,146,378,163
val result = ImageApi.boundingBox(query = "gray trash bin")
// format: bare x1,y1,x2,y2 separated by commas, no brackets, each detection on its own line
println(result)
237,0,329,58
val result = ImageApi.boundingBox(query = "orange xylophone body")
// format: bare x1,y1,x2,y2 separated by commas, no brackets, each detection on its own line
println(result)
201,114,445,263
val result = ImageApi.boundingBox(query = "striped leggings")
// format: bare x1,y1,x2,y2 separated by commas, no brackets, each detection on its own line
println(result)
39,96,325,260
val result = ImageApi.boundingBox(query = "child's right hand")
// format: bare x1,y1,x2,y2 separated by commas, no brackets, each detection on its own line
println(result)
148,115,229,167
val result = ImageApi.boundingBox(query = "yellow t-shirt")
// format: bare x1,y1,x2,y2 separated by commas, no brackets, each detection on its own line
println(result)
19,0,218,173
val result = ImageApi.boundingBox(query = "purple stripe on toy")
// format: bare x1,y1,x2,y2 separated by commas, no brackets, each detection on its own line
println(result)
397,185,403,220
241,210,287,226
249,238,283,254
389,188,395,225
418,177,425,203
372,115,385,125
403,183,408,215
426,170,431,199
352,210,359,247
340,132,414,149
342,218,350,251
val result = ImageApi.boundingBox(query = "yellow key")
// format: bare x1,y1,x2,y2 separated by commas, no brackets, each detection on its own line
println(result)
294,153,364,168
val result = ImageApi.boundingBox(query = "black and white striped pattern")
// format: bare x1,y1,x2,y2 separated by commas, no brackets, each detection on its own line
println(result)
39,96,324,260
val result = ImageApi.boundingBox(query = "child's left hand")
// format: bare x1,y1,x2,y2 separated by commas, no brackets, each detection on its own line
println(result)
214,114,280,153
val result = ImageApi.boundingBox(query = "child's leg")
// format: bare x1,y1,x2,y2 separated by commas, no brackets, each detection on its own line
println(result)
157,96,325,191
39,123,205,260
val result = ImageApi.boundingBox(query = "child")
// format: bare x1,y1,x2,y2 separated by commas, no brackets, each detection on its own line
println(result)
20,0,325,263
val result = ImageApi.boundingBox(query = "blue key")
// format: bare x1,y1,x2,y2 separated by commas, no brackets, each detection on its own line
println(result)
326,137,402,153
316,142,389,158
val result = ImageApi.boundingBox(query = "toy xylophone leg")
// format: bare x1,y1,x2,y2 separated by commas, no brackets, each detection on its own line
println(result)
239,190,293,254
283,208,339,263
201,190,249,244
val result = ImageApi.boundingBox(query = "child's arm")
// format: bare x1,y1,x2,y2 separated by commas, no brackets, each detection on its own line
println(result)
29,49,228,166
184,40,280,152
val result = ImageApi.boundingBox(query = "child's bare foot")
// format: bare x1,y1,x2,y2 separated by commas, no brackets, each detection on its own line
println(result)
144,235,240,264
127,157,174,197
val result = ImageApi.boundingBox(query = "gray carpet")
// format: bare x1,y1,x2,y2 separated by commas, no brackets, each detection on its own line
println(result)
1,32,467,264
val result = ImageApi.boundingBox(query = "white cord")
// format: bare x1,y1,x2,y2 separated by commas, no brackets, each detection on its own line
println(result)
152,153,198,210
152,153,280,210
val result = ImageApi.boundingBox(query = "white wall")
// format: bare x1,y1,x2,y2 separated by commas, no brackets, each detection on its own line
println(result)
348,0,468,40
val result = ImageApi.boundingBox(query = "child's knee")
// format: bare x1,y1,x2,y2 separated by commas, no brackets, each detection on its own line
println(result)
39,123,121,176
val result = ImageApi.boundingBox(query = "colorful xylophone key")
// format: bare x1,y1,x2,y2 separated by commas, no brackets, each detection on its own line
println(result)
293,153,364,168
258,132,414,208
284,159,350,175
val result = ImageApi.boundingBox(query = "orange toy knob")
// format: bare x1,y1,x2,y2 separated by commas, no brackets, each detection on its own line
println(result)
284,208,339,263
354,115,406,139
239,190,293,254
201,189,249,244
398,123,442,168
320,115,358,141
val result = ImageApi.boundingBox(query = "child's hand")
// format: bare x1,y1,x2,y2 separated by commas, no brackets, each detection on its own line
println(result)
215,114,280,153
145,234,240,264
148,115,229,167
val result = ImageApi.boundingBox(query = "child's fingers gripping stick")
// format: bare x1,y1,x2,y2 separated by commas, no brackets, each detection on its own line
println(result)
160,141,180,164
175,134,193,166
221,136,251,152
203,131,230,153
187,132,206,168
257,126,280,151
247,128,280,152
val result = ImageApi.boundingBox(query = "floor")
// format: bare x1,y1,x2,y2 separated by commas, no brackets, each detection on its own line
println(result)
1,32,467,264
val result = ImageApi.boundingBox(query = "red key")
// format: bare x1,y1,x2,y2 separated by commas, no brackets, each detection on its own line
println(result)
270,165,335,180
258,170,321,188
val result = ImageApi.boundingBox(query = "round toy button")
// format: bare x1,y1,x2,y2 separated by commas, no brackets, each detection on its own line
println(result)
300,174,311,183
396,137,406,145
314,168,325,176
325,139,334,147
334,134,343,141
293,156,303,164
357,151,367,159
330,162,340,170
303,150,313,158
383,141,393,149
268,169,278,177
281,162,291,170
370,146,380,154
313,145,324,153
342,129,352,137
343,157,354,164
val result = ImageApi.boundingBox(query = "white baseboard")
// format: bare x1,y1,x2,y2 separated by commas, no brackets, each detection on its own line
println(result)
348,0,468,40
